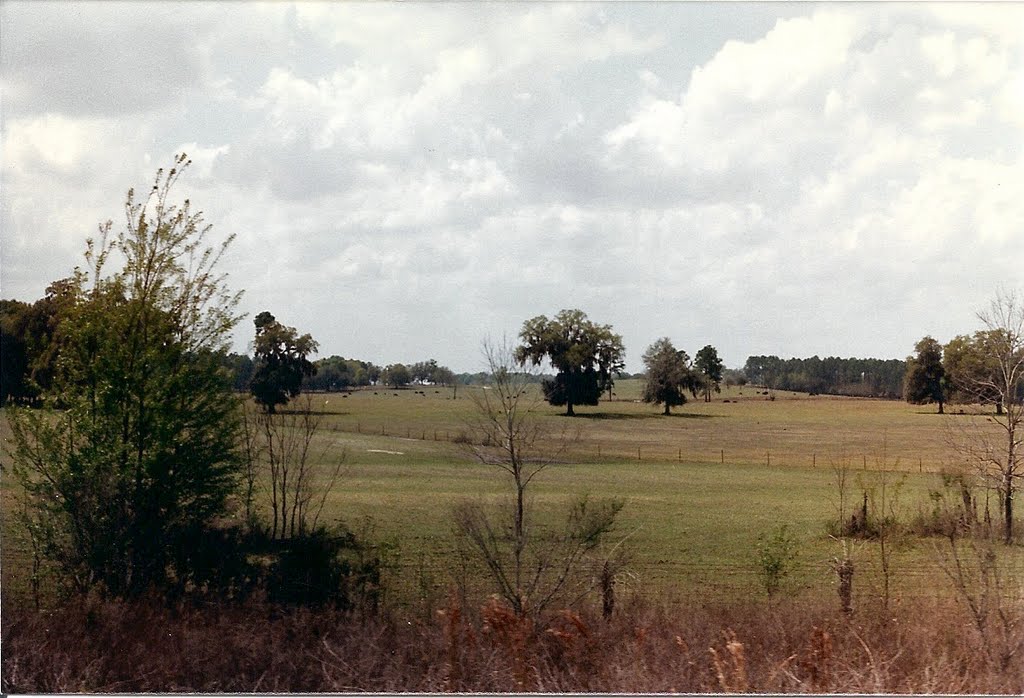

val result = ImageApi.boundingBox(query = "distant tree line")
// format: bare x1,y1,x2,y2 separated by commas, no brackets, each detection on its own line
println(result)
742,355,906,398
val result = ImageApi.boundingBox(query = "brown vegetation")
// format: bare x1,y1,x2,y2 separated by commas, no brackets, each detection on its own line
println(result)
4,590,1023,693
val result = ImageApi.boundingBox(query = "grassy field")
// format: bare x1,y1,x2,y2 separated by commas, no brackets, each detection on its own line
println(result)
3,381,1022,609
315,380,963,471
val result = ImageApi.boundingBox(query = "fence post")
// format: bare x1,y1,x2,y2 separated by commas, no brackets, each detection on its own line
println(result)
813,453,816,468
767,451,770,467
721,449,724,464
637,446,641,461
678,447,681,463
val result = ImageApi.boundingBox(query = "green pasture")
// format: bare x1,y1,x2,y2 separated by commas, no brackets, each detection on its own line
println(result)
313,379,973,473
4,383,1022,609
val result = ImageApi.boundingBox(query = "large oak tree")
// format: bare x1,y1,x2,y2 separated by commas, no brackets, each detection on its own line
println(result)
516,309,625,416
250,312,318,413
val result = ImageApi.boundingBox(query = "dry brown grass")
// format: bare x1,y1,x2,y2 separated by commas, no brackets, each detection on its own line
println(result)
4,589,1023,693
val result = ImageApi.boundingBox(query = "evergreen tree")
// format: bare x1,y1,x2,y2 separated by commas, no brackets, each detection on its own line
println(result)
695,344,724,402
904,336,946,414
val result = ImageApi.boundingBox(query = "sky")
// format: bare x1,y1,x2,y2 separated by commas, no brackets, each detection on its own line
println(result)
2,2,1022,374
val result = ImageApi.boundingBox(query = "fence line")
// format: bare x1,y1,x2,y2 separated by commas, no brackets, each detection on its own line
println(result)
322,420,946,473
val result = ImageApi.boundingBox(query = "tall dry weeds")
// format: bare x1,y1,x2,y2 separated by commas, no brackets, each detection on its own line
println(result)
5,590,1024,693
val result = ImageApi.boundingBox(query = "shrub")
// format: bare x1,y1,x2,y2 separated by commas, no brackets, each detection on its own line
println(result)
264,526,382,609
755,524,799,598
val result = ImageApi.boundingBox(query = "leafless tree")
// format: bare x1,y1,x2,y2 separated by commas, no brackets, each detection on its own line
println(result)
940,536,1024,670
239,399,266,527
454,337,623,616
242,394,345,539
829,452,853,533
948,291,1024,543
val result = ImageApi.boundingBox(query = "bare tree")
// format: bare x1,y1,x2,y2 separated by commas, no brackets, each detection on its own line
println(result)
239,399,266,528
948,291,1024,543
940,536,1024,670
454,337,623,616
242,394,345,539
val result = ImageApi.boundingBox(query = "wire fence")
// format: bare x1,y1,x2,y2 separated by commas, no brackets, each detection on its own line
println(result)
326,421,945,473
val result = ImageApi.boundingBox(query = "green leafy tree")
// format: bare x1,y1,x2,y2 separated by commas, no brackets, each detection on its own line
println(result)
382,363,411,388
0,278,80,404
905,336,946,414
250,312,318,413
642,338,698,415
945,331,1006,413
223,352,255,392
516,309,625,416
409,359,438,384
8,154,245,597
305,355,352,392
695,344,724,402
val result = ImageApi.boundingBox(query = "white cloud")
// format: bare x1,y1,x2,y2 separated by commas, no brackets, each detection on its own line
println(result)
3,2,1022,372
4,114,98,173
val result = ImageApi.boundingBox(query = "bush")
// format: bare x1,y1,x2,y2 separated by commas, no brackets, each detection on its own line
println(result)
264,527,382,609
755,524,799,598
170,523,261,602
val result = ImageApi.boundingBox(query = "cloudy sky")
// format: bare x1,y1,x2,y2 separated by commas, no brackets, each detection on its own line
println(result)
2,2,1022,373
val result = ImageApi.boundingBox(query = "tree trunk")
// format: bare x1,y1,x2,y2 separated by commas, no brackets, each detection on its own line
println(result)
566,401,574,417
663,403,670,416
514,480,526,612
601,560,615,619
1004,476,1013,544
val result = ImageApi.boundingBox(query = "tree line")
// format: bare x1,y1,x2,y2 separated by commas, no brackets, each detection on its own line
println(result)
742,354,906,398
